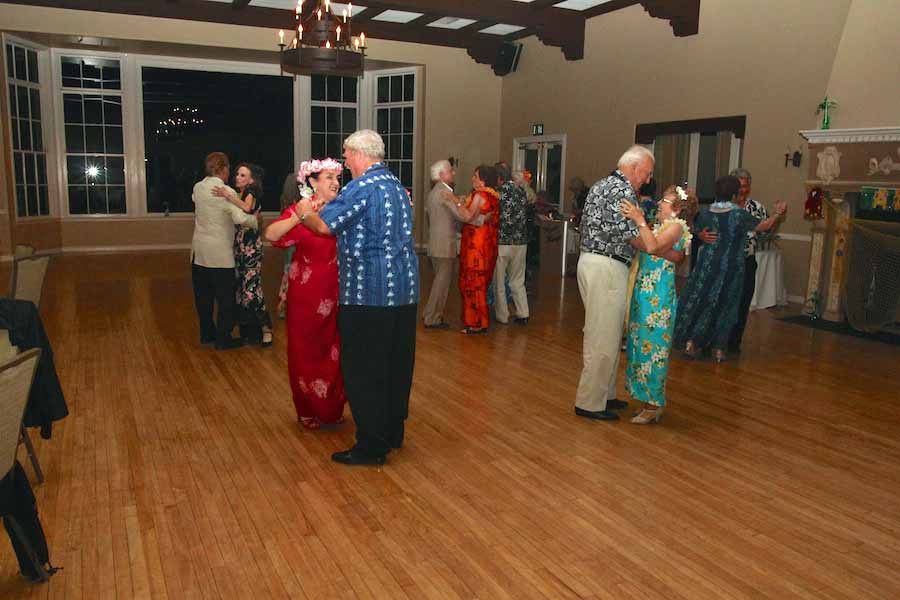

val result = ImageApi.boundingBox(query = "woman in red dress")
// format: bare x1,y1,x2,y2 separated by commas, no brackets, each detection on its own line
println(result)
264,159,346,429
455,165,500,334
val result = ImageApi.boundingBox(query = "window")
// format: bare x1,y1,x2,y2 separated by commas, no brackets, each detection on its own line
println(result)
60,55,126,214
375,73,415,194
310,75,356,183
6,42,49,217
142,67,293,213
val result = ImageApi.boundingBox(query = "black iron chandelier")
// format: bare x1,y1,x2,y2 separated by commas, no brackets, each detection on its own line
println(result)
278,0,366,77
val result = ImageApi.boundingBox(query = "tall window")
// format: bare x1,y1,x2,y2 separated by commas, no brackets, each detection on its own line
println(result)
6,42,49,217
310,75,356,182
60,55,126,214
375,73,415,195
142,67,293,213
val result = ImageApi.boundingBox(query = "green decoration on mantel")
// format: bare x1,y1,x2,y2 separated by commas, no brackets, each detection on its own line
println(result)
816,96,838,130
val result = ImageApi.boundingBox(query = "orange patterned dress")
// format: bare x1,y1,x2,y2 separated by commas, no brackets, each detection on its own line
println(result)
458,188,500,329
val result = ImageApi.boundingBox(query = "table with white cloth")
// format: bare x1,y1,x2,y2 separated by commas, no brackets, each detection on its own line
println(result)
750,248,788,310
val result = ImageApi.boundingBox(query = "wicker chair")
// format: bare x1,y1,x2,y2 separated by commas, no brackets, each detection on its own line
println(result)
13,245,35,259
0,348,54,582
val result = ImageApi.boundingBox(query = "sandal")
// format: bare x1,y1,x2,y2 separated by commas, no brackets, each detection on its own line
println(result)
630,408,664,424
261,330,273,348
299,416,320,430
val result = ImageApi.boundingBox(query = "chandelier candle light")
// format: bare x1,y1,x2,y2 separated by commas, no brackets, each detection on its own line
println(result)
278,0,366,77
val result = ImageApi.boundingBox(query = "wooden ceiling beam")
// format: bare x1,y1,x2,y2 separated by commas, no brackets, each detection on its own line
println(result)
231,0,252,9
639,0,700,36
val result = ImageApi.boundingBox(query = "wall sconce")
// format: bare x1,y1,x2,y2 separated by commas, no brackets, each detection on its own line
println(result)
785,149,802,168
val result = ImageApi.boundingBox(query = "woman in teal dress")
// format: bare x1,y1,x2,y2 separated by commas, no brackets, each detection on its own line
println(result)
673,176,786,363
621,186,698,424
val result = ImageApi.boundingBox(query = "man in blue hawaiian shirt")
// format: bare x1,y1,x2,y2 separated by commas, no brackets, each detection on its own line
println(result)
296,129,418,465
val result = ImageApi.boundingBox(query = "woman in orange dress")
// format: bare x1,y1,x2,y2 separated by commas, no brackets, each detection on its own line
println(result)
454,165,500,334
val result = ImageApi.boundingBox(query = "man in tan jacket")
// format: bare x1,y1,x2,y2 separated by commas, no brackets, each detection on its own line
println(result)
191,152,259,350
422,159,484,329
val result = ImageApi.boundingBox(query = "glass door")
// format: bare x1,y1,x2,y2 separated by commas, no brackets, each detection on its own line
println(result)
514,137,566,212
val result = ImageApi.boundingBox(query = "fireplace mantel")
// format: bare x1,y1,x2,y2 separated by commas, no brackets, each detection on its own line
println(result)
800,127,900,144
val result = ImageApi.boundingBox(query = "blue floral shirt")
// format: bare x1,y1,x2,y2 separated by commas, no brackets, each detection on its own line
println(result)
319,163,419,307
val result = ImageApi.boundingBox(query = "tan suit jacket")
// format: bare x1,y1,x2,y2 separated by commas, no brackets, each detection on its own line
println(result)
191,176,259,268
426,182,476,258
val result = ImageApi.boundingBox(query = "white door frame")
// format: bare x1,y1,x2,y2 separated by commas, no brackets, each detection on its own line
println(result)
512,133,567,212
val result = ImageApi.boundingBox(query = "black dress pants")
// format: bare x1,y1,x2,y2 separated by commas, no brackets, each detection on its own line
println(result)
338,304,417,458
191,261,236,344
730,255,758,351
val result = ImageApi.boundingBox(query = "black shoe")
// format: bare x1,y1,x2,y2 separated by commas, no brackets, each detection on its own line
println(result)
332,448,386,466
574,407,620,421
424,322,450,330
215,337,245,350
513,317,529,325
606,399,628,410
200,335,216,346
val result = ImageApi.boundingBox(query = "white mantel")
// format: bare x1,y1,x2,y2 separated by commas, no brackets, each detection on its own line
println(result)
799,126,900,144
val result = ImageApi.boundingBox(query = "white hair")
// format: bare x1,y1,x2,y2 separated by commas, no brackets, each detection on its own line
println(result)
344,129,385,160
512,171,536,203
730,167,752,183
617,145,655,169
430,159,451,182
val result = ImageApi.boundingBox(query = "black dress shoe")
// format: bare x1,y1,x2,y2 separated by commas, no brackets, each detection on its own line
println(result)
200,335,216,345
606,399,628,410
513,317,529,325
424,322,450,330
331,448,386,466
574,407,620,421
215,337,245,350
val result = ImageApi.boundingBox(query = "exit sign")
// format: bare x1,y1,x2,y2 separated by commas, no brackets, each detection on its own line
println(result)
532,123,544,136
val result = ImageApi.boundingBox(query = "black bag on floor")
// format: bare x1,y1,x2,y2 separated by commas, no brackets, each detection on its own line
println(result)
0,461,59,582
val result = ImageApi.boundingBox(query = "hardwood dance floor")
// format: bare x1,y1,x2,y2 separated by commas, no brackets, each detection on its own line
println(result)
2,251,898,599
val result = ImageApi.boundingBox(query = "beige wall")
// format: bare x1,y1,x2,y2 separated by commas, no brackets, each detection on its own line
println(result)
0,5,502,250
500,0,858,299
825,0,900,129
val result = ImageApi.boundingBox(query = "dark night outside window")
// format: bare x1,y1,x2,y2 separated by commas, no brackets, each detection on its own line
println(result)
142,67,293,213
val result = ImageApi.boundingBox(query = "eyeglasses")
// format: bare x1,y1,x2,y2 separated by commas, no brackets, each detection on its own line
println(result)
660,198,673,204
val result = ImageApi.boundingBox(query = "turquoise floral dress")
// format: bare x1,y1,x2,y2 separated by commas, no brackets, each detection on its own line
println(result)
626,219,691,407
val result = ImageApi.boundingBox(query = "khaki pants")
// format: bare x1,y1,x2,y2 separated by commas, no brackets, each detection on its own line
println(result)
493,244,529,323
575,253,629,412
423,256,456,326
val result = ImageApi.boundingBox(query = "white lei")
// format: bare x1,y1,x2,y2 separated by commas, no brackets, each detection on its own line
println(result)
653,217,692,244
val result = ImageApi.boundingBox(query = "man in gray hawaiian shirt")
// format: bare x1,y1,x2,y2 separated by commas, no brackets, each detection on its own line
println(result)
575,145,655,422
493,163,530,324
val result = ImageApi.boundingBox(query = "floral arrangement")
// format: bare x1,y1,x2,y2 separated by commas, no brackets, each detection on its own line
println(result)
296,158,342,199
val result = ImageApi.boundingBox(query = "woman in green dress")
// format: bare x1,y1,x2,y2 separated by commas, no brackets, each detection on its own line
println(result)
621,186,698,424
673,176,786,363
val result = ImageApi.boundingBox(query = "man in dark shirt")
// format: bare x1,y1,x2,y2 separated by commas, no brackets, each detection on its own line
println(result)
574,145,655,421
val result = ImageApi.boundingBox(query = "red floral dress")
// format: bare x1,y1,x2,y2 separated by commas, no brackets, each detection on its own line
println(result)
459,188,500,329
270,205,346,423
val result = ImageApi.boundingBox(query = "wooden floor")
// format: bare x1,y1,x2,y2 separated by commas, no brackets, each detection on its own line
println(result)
2,250,899,599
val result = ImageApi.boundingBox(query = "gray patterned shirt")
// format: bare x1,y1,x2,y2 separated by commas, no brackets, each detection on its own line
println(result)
743,197,768,256
579,170,640,264
497,181,529,245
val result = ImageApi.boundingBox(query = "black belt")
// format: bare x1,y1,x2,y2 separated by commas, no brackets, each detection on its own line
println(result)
602,253,630,267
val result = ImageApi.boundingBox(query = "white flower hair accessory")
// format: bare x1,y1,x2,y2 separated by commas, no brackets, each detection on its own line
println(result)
297,158,342,181
675,186,688,202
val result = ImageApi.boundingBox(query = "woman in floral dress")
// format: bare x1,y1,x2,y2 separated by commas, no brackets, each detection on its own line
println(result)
264,159,346,429
214,163,273,346
621,186,698,424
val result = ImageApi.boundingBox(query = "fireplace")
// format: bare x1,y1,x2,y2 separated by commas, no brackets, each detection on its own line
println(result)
799,127,900,330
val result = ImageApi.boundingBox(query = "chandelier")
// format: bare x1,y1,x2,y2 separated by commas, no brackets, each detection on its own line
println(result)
278,0,366,77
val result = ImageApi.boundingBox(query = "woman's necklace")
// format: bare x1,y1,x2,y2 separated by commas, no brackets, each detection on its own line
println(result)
710,199,736,210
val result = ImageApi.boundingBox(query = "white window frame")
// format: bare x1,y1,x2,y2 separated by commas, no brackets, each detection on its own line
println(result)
3,34,60,220
370,66,422,206
51,47,130,219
